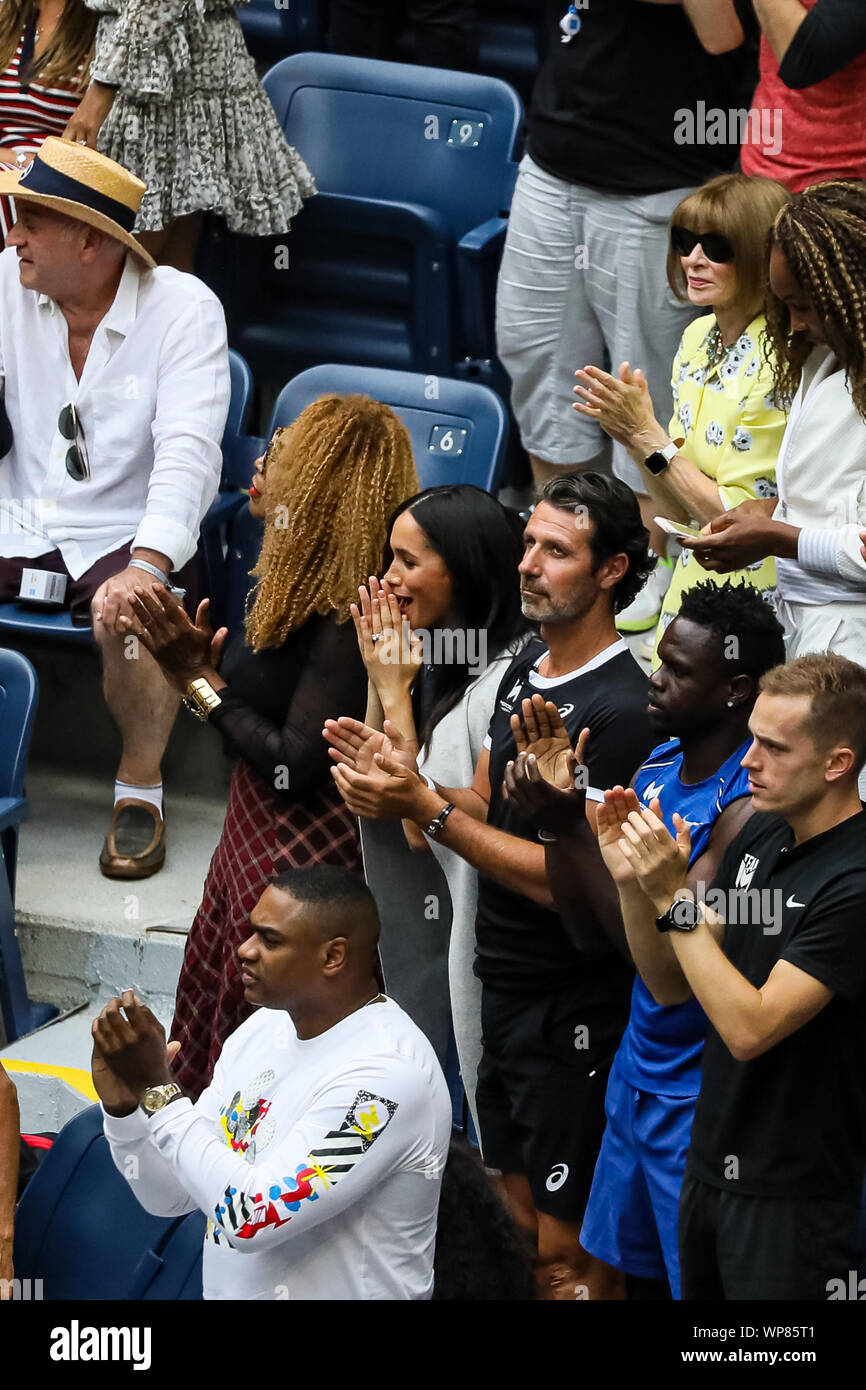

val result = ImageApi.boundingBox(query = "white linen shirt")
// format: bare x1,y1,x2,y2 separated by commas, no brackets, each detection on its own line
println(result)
0,245,230,578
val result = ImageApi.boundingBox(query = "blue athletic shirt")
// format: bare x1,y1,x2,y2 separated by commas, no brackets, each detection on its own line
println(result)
614,737,753,1097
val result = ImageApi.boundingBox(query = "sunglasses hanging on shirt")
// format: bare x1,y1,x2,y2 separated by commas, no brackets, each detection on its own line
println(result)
58,403,90,481
670,225,736,265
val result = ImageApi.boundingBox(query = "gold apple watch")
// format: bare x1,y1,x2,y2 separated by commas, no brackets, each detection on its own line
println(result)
183,677,222,722
141,1082,184,1115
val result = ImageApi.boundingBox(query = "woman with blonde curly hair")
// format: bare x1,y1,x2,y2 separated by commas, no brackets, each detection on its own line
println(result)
125,393,418,1097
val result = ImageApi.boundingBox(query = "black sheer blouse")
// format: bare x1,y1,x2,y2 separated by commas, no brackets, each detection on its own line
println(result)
207,612,367,804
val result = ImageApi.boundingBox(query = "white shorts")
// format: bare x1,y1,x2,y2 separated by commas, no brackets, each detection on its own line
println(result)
495,155,699,491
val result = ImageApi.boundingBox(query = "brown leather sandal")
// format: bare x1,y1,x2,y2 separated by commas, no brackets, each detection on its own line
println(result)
99,798,166,880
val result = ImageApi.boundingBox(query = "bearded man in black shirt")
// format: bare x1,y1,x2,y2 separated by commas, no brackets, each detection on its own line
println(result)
331,473,657,1298
616,652,866,1300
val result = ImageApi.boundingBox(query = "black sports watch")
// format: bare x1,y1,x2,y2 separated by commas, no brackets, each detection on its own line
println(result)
656,895,702,933
643,441,679,475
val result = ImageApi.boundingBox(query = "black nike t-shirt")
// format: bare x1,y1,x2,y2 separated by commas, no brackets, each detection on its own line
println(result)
688,809,866,1204
475,637,655,993
528,0,758,194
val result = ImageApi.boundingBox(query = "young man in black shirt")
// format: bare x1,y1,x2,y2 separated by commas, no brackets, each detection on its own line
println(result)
331,473,657,1298
614,652,866,1299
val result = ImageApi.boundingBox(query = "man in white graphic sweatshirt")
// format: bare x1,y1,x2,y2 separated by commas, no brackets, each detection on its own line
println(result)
92,865,452,1300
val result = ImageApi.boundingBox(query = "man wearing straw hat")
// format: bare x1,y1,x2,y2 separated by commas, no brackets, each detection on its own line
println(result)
0,137,230,879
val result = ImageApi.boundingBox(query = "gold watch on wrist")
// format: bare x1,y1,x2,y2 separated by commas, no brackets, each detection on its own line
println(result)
140,1082,183,1115
183,677,222,722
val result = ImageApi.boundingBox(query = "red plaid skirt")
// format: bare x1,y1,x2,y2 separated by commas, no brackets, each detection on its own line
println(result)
170,759,361,1097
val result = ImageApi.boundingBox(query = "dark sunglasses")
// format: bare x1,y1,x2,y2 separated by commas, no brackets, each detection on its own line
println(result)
671,225,735,264
58,403,90,481
260,426,288,478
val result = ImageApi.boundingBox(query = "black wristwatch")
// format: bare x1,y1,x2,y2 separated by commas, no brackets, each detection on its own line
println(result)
643,441,679,475
656,895,702,933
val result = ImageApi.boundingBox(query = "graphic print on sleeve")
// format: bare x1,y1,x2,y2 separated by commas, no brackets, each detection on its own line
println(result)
210,1089,399,1243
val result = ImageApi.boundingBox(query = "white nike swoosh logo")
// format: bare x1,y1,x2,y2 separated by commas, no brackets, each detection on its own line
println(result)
786,894,806,908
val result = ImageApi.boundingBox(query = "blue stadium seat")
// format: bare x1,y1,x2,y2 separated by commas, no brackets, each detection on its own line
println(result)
202,54,521,391
221,364,509,634
199,350,265,630
0,649,57,1041
0,605,94,646
238,0,324,61
13,1104,205,1300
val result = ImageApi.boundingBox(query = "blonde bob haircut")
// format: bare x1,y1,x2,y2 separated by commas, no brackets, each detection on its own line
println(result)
245,393,419,652
667,173,791,311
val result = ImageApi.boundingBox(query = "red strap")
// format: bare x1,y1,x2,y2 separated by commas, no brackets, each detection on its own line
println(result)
20,1134,53,1150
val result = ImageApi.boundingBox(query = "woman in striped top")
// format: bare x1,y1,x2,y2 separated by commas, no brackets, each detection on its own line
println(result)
0,0,96,238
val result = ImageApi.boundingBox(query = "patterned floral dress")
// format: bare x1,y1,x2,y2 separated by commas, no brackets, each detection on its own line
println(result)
651,311,788,664
86,0,315,232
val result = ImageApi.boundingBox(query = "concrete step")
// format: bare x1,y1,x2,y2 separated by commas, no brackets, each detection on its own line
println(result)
13,768,226,1019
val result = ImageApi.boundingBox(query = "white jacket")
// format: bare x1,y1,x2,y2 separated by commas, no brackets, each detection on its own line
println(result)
774,346,866,605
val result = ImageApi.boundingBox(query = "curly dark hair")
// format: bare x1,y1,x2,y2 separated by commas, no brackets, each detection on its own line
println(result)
433,1134,537,1300
538,471,655,614
763,181,866,418
676,580,786,680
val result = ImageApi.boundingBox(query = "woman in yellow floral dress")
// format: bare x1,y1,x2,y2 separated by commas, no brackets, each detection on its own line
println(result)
574,172,790,662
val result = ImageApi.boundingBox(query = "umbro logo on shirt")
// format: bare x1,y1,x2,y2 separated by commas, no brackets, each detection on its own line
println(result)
735,853,760,890
641,778,666,803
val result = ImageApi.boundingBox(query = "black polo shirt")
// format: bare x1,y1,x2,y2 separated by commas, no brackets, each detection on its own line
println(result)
687,808,866,1205
475,636,654,995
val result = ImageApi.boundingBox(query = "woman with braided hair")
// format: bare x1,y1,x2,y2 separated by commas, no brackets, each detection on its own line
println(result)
684,180,866,789
124,393,419,1097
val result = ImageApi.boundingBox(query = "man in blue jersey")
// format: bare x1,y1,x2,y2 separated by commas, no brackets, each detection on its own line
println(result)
503,581,786,1298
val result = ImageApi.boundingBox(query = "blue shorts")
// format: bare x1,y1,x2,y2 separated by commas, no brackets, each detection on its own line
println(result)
580,1054,697,1299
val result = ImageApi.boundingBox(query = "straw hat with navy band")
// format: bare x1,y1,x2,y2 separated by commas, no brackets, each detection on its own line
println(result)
0,136,155,269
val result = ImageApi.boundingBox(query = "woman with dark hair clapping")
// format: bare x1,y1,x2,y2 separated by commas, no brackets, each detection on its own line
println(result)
325,484,531,1129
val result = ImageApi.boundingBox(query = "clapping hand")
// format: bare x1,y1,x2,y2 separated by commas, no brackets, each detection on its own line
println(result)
91,990,181,1117
573,361,658,447
323,715,418,776
503,695,590,835
350,576,422,702
120,590,227,693
330,741,426,821
615,798,691,910
596,786,642,885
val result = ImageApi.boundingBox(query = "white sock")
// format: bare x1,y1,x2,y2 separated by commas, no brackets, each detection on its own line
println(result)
115,780,163,816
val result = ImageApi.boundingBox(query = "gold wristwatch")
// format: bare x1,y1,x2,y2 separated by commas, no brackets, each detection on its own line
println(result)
183,677,222,722
141,1082,183,1115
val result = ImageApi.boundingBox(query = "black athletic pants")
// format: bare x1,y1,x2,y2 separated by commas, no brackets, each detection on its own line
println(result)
679,1172,861,1300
